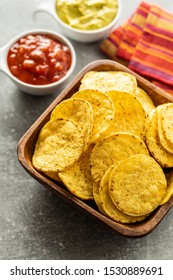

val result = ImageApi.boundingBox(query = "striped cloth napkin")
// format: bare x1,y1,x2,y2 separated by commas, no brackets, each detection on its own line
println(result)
100,1,173,95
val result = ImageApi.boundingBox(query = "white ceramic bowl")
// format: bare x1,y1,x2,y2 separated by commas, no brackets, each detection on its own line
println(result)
0,29,76,95
33,0,121,43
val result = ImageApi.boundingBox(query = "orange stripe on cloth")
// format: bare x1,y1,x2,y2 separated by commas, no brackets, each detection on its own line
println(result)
116,2,151,60
137,40,173,63
144,26,173,43
99,21,128,60
141,37,173,56
116,41,135,59
130,53,173,76
129,53,173,85
108,22,128,47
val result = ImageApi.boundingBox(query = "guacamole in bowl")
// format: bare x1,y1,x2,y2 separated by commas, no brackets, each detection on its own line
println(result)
56,0,119,30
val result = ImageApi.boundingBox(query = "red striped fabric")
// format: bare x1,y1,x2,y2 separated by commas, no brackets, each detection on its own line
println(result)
129,4,173,87
116,2,150,60
99,2,173,95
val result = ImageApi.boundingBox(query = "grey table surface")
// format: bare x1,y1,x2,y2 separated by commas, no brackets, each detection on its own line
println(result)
0,0,173,260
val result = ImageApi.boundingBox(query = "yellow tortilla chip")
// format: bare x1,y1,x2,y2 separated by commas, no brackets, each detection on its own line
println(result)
100,165,147,223
106,90,147,139
58,145,94,200
72,89,114,143
157,105,173,154
50,98,93,151
109,154,167,216
134,87,155,115
32,118,84,172
161,103,173,145
79,71,137,93
145,109,173,167
93,181,107,215
161,170,173,205
90,132,149,183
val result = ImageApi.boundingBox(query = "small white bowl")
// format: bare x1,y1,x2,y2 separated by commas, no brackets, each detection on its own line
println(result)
33,0,121,43
0,29,76,95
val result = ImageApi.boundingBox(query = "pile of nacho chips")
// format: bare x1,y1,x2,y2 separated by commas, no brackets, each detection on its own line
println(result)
32,70,173,224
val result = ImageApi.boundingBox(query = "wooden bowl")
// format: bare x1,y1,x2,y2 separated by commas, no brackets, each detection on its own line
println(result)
17,59,173,237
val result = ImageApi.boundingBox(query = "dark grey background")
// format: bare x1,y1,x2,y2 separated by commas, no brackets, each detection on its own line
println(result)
0,0,173,259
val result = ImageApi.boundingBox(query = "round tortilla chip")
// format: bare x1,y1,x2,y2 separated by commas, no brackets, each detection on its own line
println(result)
90,132,149,183
109,154,167,216
157,105,173,154
134,87,155,115
100,165,147,223
162,103,173,145
72,89,115,143
145,110,173,167
79,71,137,93
50,98,93,151
58,145,94,200
106,91,147,139
93,181,107,215
32,118,84,172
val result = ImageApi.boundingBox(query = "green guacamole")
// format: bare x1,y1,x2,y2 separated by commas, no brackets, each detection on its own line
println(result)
55,0,118,30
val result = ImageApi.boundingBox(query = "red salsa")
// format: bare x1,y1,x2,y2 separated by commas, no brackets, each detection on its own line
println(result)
7,34,72,85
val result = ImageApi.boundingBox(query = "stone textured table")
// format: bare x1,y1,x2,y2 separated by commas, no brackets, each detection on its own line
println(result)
0,0,173,260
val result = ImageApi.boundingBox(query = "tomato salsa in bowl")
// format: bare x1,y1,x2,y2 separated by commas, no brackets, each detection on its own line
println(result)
0,29,76,95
